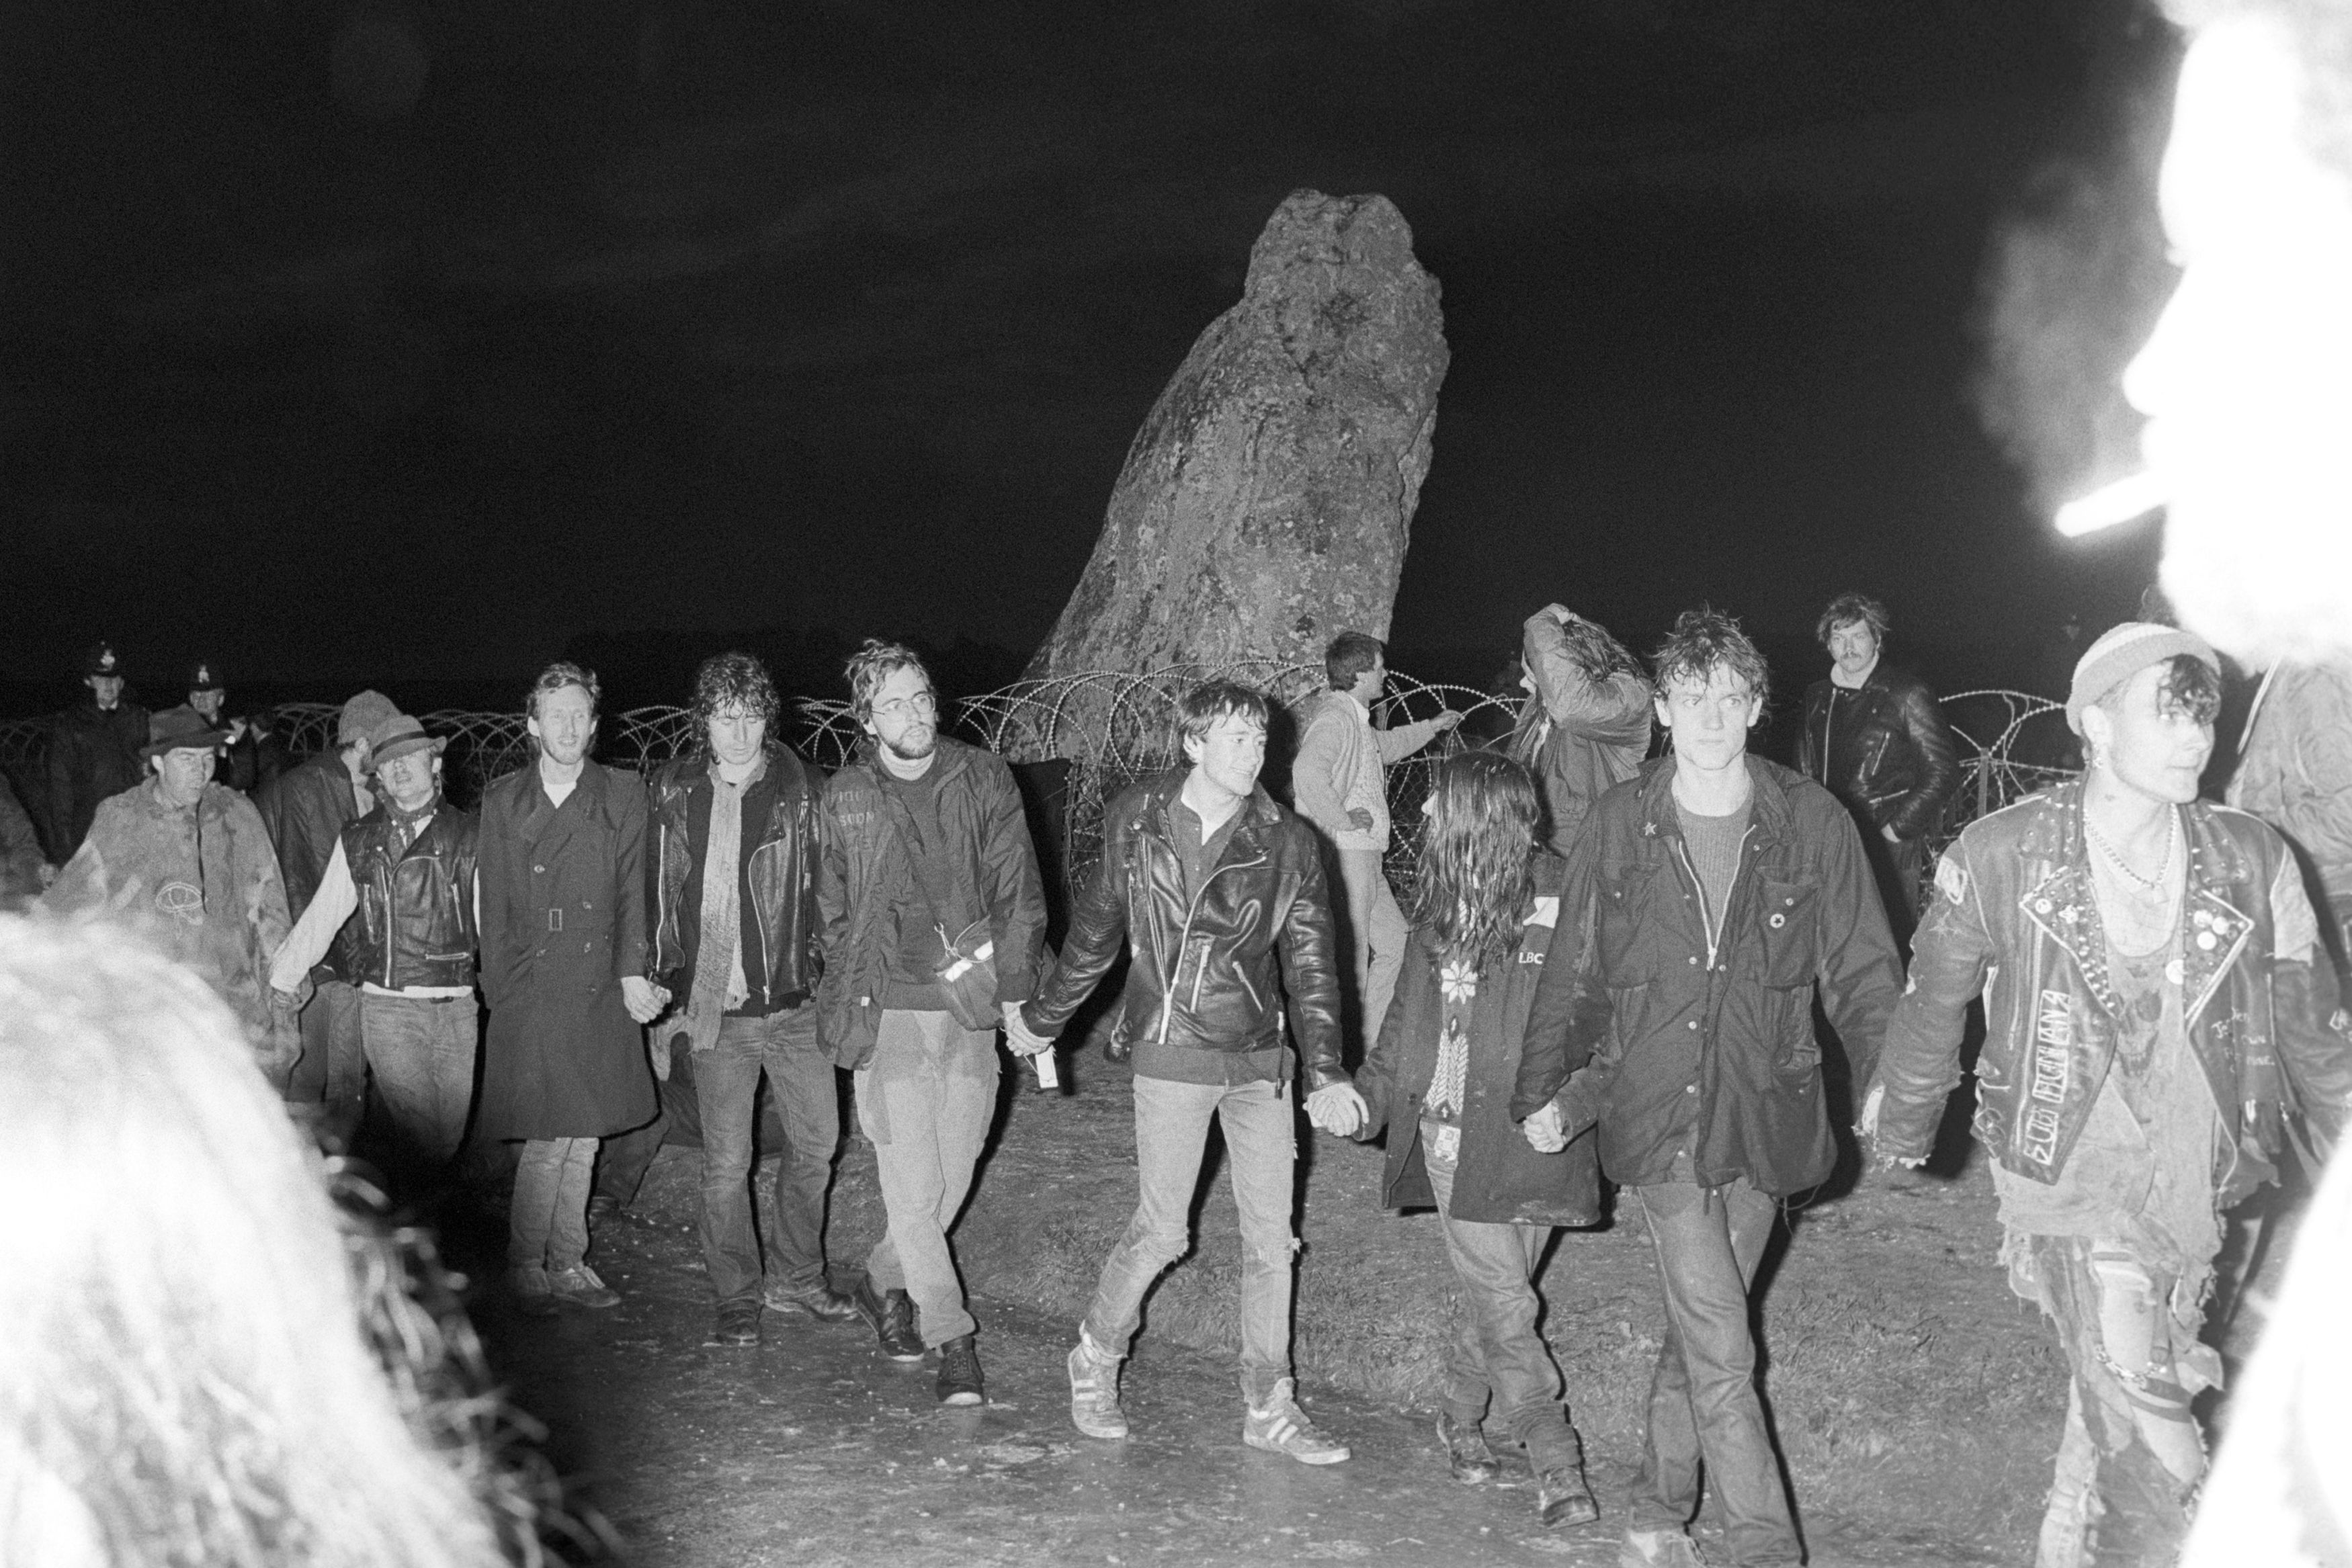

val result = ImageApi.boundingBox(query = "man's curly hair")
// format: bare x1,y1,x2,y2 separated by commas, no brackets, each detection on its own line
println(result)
843,639,931,722
691,652,781,738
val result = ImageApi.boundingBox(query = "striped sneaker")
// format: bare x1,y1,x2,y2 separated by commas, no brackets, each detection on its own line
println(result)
1243,1379,1351,1465
1068,1339,1128,1440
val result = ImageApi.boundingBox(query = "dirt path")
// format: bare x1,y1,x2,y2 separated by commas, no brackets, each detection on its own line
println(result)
475,1215,1986,1568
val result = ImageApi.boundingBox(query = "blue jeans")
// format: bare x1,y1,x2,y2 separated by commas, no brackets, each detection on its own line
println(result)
1630,1178,1802,1567
1425,1131,1581,1472
1083,1074,1296,1405
694,1005,841,1306
359,991,478,1173
855,1010,999,1348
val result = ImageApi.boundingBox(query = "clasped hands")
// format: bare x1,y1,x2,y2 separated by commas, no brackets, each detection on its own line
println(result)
1304,1082,1367,1137
1002,1001,1053,1057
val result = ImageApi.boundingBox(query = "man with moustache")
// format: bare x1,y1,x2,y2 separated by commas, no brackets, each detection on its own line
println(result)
475,662,666,1315
817,640,1045,1404
1869,625,2352,1565
647,652,859,1347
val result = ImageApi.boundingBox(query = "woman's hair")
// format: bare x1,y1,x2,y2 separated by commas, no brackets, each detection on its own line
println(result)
1508,614,1644,772
0,914,554,1568
1408,752,1544,975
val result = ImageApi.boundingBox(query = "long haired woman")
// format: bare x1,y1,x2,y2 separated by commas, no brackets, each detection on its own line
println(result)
1347,751,1601,1530
1510,603,1653,857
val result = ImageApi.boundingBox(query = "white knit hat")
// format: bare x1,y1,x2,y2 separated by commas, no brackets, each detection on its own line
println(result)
2066,622,2220,735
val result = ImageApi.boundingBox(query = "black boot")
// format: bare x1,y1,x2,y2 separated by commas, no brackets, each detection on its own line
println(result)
1536,1431,1599,1528
853,1276,923,1362
1436,1412,1503,1483
936,1332,984,1406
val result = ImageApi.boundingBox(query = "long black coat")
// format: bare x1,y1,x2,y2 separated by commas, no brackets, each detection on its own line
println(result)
1353,853,1600,1227
476,758,658,1141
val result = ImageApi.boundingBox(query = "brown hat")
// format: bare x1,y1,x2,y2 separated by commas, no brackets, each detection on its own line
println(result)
366,713,448,771
337,689,401,748
142,705,233,760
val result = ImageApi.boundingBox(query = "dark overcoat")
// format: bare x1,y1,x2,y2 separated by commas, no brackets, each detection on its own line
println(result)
1354,853,1601,1227
475,758,658,1141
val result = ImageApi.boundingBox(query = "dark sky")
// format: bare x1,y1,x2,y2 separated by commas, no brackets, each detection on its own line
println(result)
3,0,2176,704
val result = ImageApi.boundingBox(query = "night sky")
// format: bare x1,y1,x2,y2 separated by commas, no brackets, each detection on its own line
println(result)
3,0,2181,709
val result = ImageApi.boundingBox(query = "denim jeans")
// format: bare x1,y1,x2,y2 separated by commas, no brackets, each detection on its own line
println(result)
1336,847,1411,1054
855,1009,998,1348
1083,1073,1297,1405
288,977,365,1142
511,1136,597,1270
1630,1177,1802,1567
1425,1131,1581,1472
359,991,479,1174
694,1004,841,1305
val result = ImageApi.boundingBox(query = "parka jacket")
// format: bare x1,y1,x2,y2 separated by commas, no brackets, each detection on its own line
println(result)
2228,658,2352,911
1509,754,1904,1196
1873,783,2351,1209
816,737,1045,1069
1355,853,1601,1226
650,746,825,1015
1796,661,1959,844
474,759,657,1141
1024,768,1347,1089
45,777,302,1079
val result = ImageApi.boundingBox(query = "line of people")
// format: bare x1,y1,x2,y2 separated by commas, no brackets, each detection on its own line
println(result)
22,593,2351,1567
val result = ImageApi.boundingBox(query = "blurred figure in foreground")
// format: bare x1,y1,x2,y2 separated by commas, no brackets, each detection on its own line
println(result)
2122,3,2352,1565
0,913,536,1567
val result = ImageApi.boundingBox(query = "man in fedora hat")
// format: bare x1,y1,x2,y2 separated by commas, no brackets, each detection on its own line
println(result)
258,689,401,1128
272,711,482,1190
43,640,148,864
46,703,302,1085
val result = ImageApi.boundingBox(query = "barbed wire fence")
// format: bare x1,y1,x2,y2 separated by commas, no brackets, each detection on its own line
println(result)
0,672,2072,902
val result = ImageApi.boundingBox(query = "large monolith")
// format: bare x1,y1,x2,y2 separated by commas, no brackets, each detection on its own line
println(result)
1025,190,1447,683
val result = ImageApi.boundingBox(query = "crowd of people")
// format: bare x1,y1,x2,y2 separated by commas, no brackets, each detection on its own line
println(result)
7,1,2352,1563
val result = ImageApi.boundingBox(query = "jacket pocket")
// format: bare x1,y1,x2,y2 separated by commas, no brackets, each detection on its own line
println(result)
1751,879,1820,986
1597,865,1663,981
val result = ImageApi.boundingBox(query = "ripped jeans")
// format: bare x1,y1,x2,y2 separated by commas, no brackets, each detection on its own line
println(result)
2011,1232,2219,1568
1083,1074,1297,1405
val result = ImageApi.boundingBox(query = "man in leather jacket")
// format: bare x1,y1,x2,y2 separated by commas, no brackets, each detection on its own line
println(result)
270,711,479,1192
1870,625,2352,1567
1797,592,1959,933
646,652,859,1347
1018,681,1353,1465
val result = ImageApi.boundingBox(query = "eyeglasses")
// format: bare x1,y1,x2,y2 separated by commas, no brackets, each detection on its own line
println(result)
872,691,938,720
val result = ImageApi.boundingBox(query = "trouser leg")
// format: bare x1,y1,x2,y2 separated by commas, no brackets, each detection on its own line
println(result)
1081,1074,1222,1359
759,1002,843,1296
360,992,478,1176
1428,1144,1577,1469
855,1009,995,1347
1335,847,1380,1052
1630,1178,1801,1566
596,1040,681,1209
694,1032,767,1305
509,1139,564,1269
1363,867,1411,1051
1217,1078,1299,1405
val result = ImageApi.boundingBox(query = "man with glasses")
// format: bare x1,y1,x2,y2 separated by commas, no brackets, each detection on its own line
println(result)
270,710,480,1194
816,640,1046,1405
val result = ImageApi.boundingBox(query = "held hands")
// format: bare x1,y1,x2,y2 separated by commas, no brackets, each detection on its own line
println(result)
1305,1082,1367,1137
1522,1100,1568,1153
1003,1001,1054,1057
620,975,670,1025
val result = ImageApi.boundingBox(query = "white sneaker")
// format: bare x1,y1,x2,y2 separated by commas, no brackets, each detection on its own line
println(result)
1243,1378,1350,1465
1068,1340,1129,1440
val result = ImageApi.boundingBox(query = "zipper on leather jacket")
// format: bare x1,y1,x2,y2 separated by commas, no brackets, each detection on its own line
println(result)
1154,837,1269,1048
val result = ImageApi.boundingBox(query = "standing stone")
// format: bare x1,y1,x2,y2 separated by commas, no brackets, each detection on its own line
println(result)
1025,189,1447,684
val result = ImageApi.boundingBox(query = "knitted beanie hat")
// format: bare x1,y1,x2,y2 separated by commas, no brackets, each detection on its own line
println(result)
338,689,402,747
2066,623,2220,735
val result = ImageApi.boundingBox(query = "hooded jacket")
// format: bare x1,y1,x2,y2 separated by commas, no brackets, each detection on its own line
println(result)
1023,767,1346,1090
1872,783,2351,1208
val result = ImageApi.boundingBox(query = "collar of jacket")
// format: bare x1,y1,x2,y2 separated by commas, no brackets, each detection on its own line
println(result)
131,777,227,822
847,734,976,789
1632,752,1798,848
659,744,804,804
2011,779,2258,1029
1132,767,1284,855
